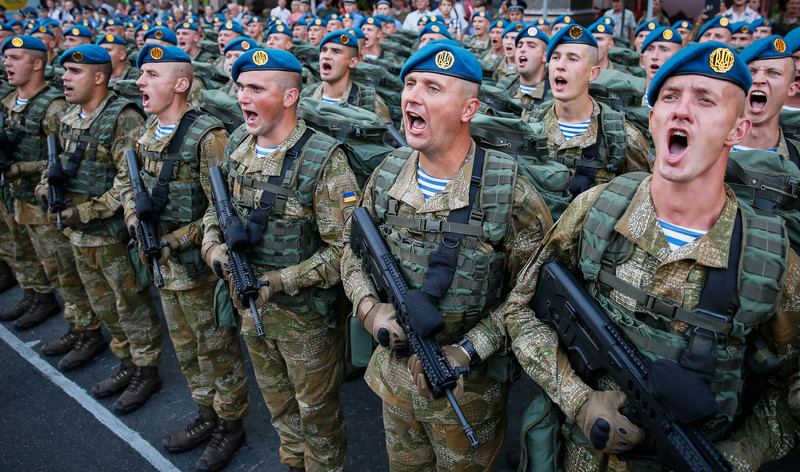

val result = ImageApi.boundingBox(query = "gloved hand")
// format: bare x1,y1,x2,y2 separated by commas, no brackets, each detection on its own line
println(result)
35,184,48,208
125,211,138,239
574,390,644,454
155,234,181,266
408,344,469,402
4,162,23,181
202,241,229,281
48,206,80,227
253,271,282,309
357,296,406,350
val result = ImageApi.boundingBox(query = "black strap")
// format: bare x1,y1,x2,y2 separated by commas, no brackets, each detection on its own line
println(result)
787,140,800,168
150,110,199,216
566,122,603,197
63,95,120,179
346,82,359,106
245,128,314,245
422,147,485,303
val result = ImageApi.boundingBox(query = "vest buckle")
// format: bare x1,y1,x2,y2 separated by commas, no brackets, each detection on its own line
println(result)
417,218,443,233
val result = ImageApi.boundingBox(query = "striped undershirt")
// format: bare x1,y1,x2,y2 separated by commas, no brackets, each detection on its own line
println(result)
519,83,538,96
658,219,707,251
255,143,279,159
154,122,177,139
782,105,800,111
79,110,88,119
417,166,450,200
15,97,28,107
731,144,778,153
321,94,341,104
558,119,591,140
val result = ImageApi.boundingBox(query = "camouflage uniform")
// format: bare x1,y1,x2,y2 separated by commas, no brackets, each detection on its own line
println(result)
121,109,249,420
496,74,552,122
463,35,491,58
54,92,164,366
341,142,554,470
301,80,393,125
202,119,360,471
501,176,800,472
491,56,516,83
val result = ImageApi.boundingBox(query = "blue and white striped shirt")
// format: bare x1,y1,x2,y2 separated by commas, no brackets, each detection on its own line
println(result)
255,143,279,159
519,84,538,96
658,219,707,251
15,97,28,108
417,166,450,200
731,144,778,153
321,94,341,104
558,119,591,140
154,122,177,140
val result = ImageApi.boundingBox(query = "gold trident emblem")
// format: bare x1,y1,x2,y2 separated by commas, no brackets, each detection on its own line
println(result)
253,50,269,66
775,38,786,53
150,46,164,60
72,51,84,62
569,26,582,39
663,29,673,40
709,47,735,74
434,50,454,70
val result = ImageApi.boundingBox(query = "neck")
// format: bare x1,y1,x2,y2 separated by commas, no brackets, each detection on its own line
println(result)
418,128,473,179
475,32,488,42
364,43,380,56
256,116,298,148
187,45,199,57
112,62,126,79
741,116,781,149
599,55,610,69
519,67,545,87
322,76,349,99
81,88,110,116
786,94,800,108
650,160,728,231
554,93,593,123
156,96,188,125
18,75,47,99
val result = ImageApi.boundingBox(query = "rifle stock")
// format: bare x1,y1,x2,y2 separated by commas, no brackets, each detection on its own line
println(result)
125,150,166,288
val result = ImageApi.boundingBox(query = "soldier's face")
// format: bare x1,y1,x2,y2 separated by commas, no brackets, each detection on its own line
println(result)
343,18,355,29
699,28,732,45
63,35,90,48
320,42,356,83
218,30,240,52
752,26,771,40
746,57,798,125
308,26,325,46
549,44,599,102
634,30,651,52
176,29,198,52
649,75,749,184
267,34,293,51
363,25,380,48
418,33,446,49
106,25,124,36
594,34,613,62
3,49,39,86
472,18,488,36
237,70,297,139
382,22,396,35
508,10,523,22
376,4,390,15
224,50,244,75
730,33,752,46
502,32,517,59
293,25,308,40
489,27,503,51
327,20,343,32
62,62,99,105
247,22,263,38
515,38,546,78
100,43,127,71
136,63,179,115
642,41,680,83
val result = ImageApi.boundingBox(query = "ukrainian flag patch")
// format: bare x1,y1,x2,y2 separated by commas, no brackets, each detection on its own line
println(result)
342,191,357,203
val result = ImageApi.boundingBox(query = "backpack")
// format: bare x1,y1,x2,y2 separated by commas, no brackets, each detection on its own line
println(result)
192,62,229,90
478,83,524,118
198,89,243,134
608,45,639,67
352,62,403,125
589,69,651,148
470,114,571,220
779,107,800,142
297,97,399,188
112,79,144,112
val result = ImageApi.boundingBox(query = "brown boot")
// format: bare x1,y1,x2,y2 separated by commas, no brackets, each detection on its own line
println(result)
288,467,306,472
42,323,81,356
112,365,162,415
13,291,61,330
0,288,35,322
162,404,218,454
57,329,108,372
195,419,245,472
0,261,17,293
91,357,136,398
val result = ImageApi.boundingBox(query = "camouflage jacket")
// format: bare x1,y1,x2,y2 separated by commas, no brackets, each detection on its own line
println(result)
340,141,554,424
463,35,491,57
202,119,360,342
301,80,393,125
498,73,552,122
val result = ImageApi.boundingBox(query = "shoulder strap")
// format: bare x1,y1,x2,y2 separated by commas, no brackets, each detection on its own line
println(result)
347,82,359,106
787,139,800,168
225,123,250,158
598,102,628,171
149,110,200,216
63,95,122,179
90,95,138,150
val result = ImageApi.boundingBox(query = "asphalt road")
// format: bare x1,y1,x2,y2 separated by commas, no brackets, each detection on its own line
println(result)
0,283,535,472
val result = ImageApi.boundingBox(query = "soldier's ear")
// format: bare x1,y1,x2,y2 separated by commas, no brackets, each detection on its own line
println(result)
461,97,480,123
789,79,800,98
589,64,601,81
284,87,300,108
174,76,190,94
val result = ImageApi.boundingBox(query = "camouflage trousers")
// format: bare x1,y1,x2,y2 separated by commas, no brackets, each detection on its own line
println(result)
381,394,508,472
71,242,163,366
27,223,97,329
0,205,51,293
240,315,347,471
159,281,250,421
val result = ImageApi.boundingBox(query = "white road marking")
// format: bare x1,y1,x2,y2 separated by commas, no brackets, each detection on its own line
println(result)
0,325,180,472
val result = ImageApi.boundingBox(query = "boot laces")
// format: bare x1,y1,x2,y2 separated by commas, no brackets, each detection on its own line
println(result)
207,423,231,451
126,369,146,393
185,416,213,436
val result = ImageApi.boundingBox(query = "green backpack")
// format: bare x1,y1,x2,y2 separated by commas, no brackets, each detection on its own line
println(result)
726,149,800,254
112,79,144,112
297,98,399,188
198,89,243,134
479,83,524,118
589,69,651,147
192,62,229,90
470,114,571,220
608,45,639,67
779,107,800,142
352,62,403,125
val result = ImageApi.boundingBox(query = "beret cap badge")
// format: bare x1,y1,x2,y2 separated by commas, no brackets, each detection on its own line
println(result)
720,18,729,27
150,46,164,60
154,30,163,39
72,51,83,62
252,50,269,66
569,25,582,39
709,47,735,74
663,29,673,40
434,50,454,70
340,34,349,44
242,41,250,50
11,37,23,47
775,38,786,53
72,28,80,35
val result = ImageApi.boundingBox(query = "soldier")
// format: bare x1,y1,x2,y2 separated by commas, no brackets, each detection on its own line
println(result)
307,17,327,48
122,44,250,472
96,34,139,85
103,18,125,37
201,48,359,471
340,41,553,471
30,25,57,65
300,30,392,124
175,21,214,63
417,21,451,49
265,23,293,52
292,17,309,42
697,17,733,45
36,44,165,413
0,35,64,330
245,16,265,42
731,22,754,47
214,20,244,72
361,16,397,63
496,25,551,121
327,14,344,32
464,11,491,57
752,18,773,40
673,19,692,45
641,27,683,104
527,25,651,198
502,41,800,472
219,37,259,95
550,15,573,36
506,0,526,23
495,22,523,82
483,19,507,64
588,20,616,70
143,27,179,47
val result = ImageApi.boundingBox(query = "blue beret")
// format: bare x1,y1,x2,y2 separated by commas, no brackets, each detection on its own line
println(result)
175,21,199,32
502,22,526,38
218,20,244,35
125,21,138,29
1,35,47,54
419,22,453,40
376,0,392,6
635,21,659,37
144,27,177,45
785,27,800,53
96,33,127,46
308,17,327,29
753,18,772,29
105,18,122,27
515,25,549,46
546,24,597,61
601,16,615,27
400,41,481,84
740,35,791,63
552,15,573,27
420,15,445,25
154,19,168,28
473,11,491,22
7,20,23,28
647,42,751,107
588,20,612,36
231,48,303,84
327,13,342,22
375,15,392,24
32,25,55,37
490,19,508,31
507,0,527,11
59,44,111,66
134,23,152,37
164,14,176,22
342,13,355,20
247,16,263,25
293,18,308,27
0,23,10,32
223,37,259,54
731,22,751,35
697,17,732,40
267,23,293,38
137,44,191,69
212,14,225,24
64,25,93,38
320,30,359,50
641,27,683,53
360,16,382,28
346,27,365,39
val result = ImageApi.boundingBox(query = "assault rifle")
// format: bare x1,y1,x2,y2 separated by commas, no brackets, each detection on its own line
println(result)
0,113,12,187
349,207,480,449
46,135,71,232
125,151,165,288
208,165,268,339
531,261,733,472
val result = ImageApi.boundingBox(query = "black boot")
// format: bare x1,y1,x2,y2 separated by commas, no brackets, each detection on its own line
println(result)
0,288,35,322
0,260,17,293
13,291,61,330
195,419,245,472
57,329,108,372
112,365,162,415
42,323,81,356
162,404,218,453
91,357,136,398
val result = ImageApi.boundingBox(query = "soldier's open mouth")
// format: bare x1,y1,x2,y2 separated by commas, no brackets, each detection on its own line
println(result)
668,130,688,157
554,77,567,90
321,62,332,73
406,111,426,133
141,91,149,107
517,55,528,67
749,91,767,112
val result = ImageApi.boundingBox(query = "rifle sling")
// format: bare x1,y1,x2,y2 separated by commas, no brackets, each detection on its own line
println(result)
61,95,120,181
149,110,199,216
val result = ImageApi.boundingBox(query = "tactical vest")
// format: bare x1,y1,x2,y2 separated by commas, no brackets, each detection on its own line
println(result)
303,82,377,113
3,85,63,204
225,124,341,316
579,172,788,423
371,147,516,331
138,111,223,225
